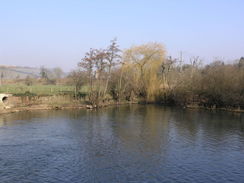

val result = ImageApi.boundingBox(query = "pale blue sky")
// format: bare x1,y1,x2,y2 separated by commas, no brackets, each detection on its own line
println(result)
0,0,243,71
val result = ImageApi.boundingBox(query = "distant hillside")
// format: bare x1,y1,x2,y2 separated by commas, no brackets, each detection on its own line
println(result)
0,65,40,79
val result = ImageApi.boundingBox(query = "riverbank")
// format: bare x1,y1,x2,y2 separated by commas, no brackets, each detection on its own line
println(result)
186,104,244,113
0,104,88,115
0,94,243,115
1,102,244,115
0,100,137,115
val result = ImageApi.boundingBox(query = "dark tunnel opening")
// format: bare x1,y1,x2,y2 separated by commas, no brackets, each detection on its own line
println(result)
2,96,8,104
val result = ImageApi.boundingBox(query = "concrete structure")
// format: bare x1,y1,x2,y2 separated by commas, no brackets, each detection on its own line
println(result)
0,93,11,109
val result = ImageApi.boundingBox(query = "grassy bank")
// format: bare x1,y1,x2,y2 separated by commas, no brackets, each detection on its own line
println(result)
0,84,88,96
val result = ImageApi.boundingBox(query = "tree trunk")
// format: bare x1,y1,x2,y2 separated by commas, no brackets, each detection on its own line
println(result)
104,66,111,97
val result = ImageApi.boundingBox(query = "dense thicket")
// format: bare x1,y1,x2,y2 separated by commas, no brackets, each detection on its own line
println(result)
72,40,244,109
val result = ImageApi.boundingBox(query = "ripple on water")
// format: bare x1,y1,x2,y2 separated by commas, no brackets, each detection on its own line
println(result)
0,106,244,183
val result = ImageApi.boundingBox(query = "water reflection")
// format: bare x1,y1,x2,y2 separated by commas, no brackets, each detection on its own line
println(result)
0,105,244,183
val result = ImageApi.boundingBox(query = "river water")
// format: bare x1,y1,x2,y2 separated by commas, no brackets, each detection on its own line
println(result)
0,105,244,183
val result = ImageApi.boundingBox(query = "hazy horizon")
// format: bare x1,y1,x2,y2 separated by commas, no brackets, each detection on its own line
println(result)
1,0,243,71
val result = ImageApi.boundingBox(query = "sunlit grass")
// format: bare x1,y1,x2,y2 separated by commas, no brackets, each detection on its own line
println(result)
0,84,88,95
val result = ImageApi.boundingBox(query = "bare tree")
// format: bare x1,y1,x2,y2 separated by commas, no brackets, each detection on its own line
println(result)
79,48,108,105
103,38,121,96
79,48,96,100
94,49,108,102
68,70,85,98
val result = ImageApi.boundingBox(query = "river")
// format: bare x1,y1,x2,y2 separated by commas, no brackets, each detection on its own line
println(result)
0,105,244,183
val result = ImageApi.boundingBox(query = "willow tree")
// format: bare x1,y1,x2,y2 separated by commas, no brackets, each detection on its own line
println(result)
123,43,166,102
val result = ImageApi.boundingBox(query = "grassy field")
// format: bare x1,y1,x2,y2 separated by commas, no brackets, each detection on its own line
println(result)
0,84,80,95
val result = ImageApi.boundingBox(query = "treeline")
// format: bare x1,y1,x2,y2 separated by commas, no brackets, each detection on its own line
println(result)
69,39,244,109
